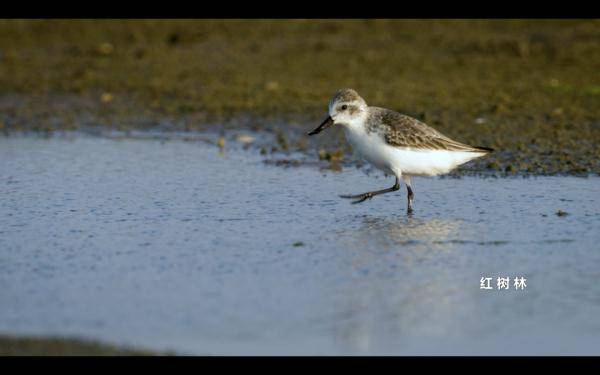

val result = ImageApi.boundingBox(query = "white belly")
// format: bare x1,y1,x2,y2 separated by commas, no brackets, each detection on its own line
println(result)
344,127,396,174
344,127,486,177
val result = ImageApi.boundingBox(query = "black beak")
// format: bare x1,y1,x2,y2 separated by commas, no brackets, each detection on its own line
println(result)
308,116,334,136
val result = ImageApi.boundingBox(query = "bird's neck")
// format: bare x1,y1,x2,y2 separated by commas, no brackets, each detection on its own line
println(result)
340,108,370,134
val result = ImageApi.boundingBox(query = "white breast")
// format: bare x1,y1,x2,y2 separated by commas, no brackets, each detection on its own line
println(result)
343,125,395,175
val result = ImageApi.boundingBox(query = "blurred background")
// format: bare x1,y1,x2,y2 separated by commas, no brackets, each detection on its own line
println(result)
1,19,599,174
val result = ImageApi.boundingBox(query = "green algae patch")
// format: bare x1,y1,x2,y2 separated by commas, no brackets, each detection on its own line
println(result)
0,20,599,175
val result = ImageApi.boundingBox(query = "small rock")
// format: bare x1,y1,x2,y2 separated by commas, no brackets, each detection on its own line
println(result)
217,137,226,152
265,81,279,91
487,161,500,170
318,149,329,160
236,135,254,144
100,92,113,103
97,42,114,55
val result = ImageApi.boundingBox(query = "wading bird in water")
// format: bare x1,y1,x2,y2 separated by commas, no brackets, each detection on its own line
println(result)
308,89,493,213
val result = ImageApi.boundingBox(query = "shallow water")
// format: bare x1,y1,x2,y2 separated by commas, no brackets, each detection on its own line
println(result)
1,136,600,355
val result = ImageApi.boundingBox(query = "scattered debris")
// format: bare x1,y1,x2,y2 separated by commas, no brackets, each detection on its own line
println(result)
100,92,113,103
217,137,226,153
235,135,255,144
97,42,114,55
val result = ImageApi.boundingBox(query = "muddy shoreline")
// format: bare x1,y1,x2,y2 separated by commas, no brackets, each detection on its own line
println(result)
1,20,599,175
2,126,597,177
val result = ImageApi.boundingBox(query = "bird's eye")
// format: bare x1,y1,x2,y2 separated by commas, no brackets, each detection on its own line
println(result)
341,105,348,111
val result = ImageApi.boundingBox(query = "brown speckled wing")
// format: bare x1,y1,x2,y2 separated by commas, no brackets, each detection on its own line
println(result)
368,107,487,152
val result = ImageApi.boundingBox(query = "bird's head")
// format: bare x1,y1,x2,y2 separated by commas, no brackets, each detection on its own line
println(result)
308,88,368,136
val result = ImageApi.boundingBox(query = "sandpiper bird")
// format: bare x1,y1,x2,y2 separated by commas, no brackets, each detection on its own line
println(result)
308,88,493,212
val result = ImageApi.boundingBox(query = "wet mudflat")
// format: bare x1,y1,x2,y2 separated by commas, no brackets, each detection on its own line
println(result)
1,135,600,355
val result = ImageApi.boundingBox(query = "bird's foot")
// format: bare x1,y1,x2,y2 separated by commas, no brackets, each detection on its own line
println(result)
339,192,373,204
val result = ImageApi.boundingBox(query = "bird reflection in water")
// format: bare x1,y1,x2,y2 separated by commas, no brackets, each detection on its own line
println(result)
344,215,466,255
327,215,473,354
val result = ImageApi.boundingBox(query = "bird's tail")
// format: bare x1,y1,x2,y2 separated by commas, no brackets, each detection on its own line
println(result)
474,146,494,153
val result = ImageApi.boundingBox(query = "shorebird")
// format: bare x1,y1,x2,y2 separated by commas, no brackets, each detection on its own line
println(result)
308,88,493,212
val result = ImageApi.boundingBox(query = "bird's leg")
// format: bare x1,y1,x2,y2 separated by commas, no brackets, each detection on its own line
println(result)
405,175,415,213
340,177,400,204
